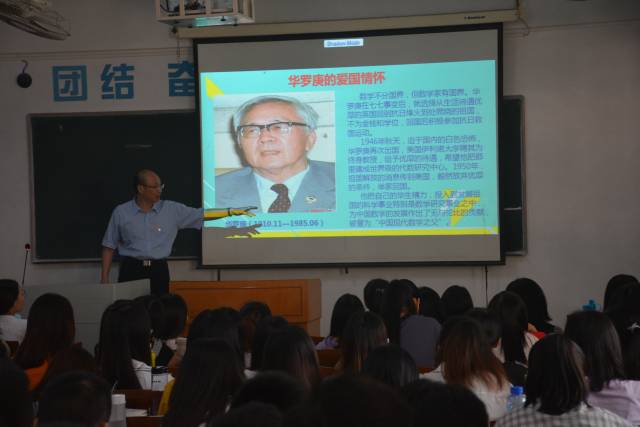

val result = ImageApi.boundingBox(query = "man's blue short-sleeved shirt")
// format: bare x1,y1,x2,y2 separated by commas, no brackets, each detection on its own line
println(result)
102,199,203,259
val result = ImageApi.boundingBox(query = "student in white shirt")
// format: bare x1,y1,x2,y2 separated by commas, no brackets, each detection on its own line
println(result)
425,316,511,421
0,279,27,343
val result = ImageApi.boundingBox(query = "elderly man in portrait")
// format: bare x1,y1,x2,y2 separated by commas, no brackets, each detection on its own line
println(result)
215,95,336,213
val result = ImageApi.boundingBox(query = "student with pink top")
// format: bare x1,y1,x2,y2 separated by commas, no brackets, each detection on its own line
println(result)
565,310,640,424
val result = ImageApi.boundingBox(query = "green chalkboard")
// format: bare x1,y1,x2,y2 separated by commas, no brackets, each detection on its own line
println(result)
30,111,201,261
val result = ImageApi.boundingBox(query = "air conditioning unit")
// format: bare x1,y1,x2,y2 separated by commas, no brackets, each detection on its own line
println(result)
0,0,69,39
155,0,255,27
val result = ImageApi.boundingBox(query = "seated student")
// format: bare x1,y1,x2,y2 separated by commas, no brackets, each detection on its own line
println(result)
37,371,111,427
0,358,33,427
210,401,283,427
262,325,321,392
506,277,560,335
231,371,307,413
496,334,631,427
604,274,639,312
363,278,390,315
96,299,153,389
250,316,289,371
417,286,445,324
133,294,165,347
338,311,388,373
467,308,527,387
284,375,413,427
565,310,640,424
155,293,188,367
163,339,245,427
426,316,510,421
239,301,272,367
316,294,364,350
380,279,441,368
606,282,640,379
402,379,489,427
362,344,418,389
488,291,538,364
159,307,247,414
14,293,75,391
441,285,473,320
32,345,97,401
0,278,27,343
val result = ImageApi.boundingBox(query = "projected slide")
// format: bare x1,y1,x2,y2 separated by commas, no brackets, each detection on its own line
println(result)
201,61,497,238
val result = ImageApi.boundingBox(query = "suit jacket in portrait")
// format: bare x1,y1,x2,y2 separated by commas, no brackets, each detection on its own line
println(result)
215,160,336,213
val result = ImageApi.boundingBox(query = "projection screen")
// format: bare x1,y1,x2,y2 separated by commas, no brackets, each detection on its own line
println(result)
195,24,503,266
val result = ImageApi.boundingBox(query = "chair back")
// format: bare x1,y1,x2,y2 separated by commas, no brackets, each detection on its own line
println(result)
126,416,163,427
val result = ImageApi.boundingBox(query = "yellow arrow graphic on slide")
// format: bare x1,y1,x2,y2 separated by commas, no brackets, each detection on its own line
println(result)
205,77,224,99
450,196,480,226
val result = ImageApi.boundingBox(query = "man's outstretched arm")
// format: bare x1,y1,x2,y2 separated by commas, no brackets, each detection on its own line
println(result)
203,206,258,221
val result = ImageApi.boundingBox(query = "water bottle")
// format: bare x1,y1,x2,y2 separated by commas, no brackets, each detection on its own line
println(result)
108,394,127,427
506,386,526,412
582,299,602,311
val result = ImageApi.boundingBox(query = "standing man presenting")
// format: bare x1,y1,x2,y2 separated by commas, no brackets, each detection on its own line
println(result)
101,169,256,295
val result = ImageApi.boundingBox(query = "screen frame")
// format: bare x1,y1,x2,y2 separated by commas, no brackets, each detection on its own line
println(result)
193,22,505,268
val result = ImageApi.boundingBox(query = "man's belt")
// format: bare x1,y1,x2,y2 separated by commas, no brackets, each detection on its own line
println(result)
123,257,166,268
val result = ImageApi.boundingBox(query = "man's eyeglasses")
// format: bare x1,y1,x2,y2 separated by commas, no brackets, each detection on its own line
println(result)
237,121,309,139
143,184,164,191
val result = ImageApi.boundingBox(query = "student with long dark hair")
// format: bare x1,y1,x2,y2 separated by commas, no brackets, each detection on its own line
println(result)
606,283,640,380
163,339,245,427
316,294,364,350
426,316,510,421
380,279,440,368
239,301,272,365
37,371,112,427
488,291,538,365
417,286,445,323
496,334,630,426
506,277,559,334
14,293,75,391
32,345,97,401
402,379,489,427
155,293,188,366
250,316,289,371
363,278,389,315
441,285,473,319
339,311,388,374
467,308,527,387
362,344,418,389
232,371,307,413
96,299,152,389
159,307,245,414
262,325,320,391
0,358,33,427
565,310,640,424
604,274,639,312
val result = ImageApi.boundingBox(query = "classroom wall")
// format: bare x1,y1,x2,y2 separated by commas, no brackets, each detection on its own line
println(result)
1,0,639,334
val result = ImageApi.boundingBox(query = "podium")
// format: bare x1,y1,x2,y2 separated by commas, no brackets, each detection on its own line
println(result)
22,279,150,354
170,279,322,335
